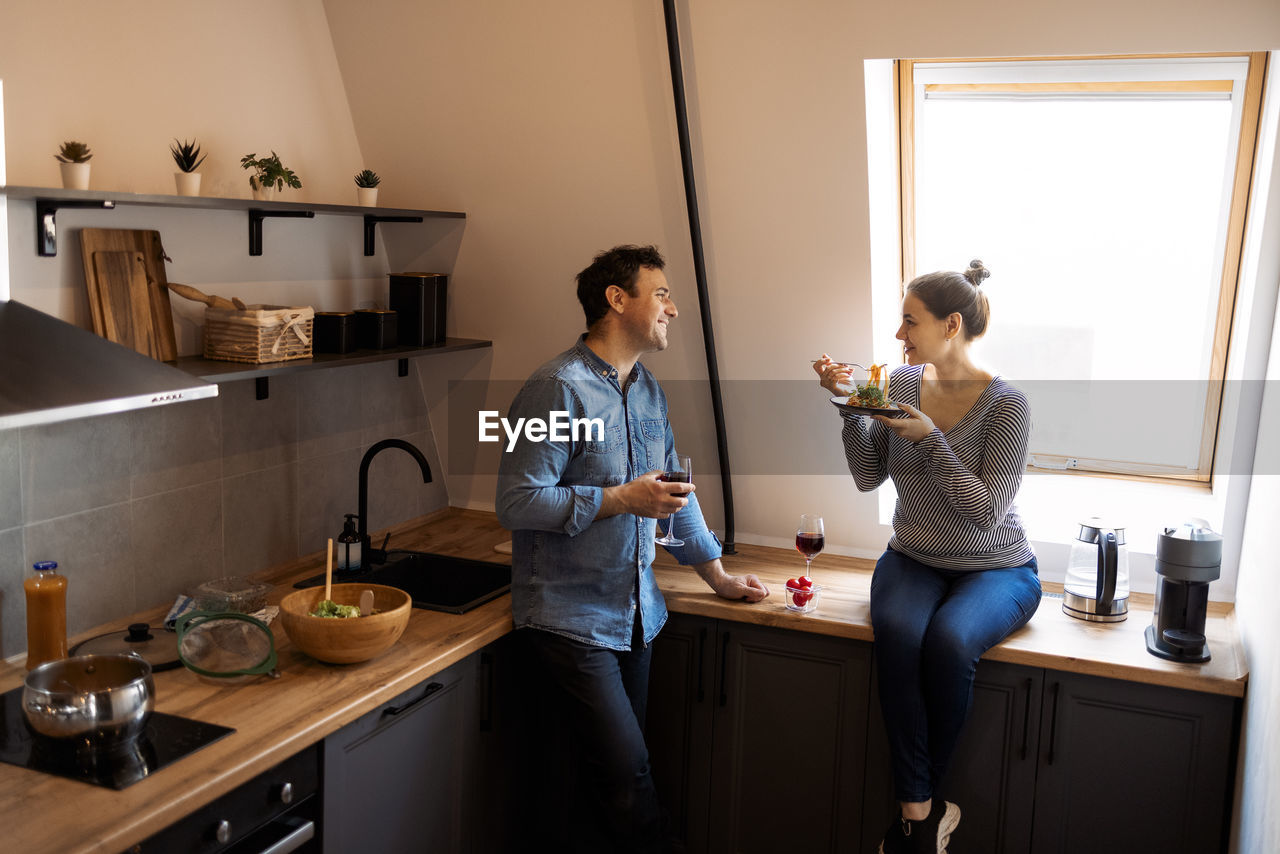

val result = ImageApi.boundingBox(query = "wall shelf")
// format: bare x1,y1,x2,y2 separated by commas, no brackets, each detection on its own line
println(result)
172,336,492,397
0,186,465,257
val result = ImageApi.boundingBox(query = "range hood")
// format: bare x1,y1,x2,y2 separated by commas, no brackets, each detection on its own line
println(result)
0,300,218,430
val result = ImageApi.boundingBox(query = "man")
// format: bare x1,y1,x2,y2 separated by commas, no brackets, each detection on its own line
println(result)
496,245,768,852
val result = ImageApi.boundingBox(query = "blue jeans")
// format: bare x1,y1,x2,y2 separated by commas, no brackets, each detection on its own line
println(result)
522,624,664,854
870,548,1042,802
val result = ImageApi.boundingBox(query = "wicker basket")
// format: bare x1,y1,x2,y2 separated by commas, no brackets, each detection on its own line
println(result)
203,304,314,364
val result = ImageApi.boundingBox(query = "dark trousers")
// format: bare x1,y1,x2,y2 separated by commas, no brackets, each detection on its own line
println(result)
521,624,664,854
870,548,1042,803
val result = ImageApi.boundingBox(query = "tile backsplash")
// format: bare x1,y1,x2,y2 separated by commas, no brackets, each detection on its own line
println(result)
0,359,449,659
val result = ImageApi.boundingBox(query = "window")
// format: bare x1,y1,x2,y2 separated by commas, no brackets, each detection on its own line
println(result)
897,54,1267,483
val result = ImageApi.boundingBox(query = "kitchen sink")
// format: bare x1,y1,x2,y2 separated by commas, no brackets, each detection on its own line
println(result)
294,551,511,614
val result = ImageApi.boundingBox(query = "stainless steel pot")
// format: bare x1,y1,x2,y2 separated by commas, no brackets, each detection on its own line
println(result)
22,653,155,741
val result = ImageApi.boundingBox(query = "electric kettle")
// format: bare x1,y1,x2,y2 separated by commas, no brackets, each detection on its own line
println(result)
1062,518,1129,622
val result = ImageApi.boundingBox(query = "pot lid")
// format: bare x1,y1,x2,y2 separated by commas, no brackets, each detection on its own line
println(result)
70,623,181,672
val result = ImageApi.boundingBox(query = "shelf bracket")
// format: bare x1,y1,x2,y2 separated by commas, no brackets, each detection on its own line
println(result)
363,215,423,256
255,377,270,400
248,208,315,256
36,198,117,257
398,358,409,377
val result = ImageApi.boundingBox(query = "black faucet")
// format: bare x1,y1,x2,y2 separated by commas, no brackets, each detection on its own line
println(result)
357,438,432,566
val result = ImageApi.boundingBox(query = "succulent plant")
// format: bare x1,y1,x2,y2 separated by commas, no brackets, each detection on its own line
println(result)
240,151,302,192
55,141,93,164
354,169,381,188
170,138,208,173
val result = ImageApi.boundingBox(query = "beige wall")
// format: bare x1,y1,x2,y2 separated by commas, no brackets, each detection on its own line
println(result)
323,0,1280,549
1230,57,1280,854
0,0,363,202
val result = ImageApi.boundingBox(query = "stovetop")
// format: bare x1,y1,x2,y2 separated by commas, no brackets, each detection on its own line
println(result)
0,686,234,790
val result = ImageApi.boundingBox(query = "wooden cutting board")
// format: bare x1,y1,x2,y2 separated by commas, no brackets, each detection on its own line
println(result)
79,228,178,361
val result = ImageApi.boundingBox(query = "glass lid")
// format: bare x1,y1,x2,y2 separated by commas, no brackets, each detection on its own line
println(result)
70,622,182,672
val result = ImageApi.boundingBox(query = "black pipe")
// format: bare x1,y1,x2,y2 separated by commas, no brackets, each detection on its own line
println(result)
661,0,736,554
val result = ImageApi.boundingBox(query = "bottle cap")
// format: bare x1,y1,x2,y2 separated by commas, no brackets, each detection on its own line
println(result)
32,561,58,571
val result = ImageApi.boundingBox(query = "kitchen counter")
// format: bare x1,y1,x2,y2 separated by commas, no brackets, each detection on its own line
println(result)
653,539,1247,698
0,508,1247,853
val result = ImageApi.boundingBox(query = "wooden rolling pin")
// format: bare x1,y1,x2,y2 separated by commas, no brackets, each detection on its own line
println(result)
166,282,244,310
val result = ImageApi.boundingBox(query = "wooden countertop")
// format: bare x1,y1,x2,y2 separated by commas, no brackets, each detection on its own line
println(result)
651,541,1247,699
0,508,1247,853
0,509,514,854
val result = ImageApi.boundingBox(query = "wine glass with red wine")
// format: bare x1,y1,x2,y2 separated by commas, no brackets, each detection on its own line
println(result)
655,455,692,547
796,514,825,578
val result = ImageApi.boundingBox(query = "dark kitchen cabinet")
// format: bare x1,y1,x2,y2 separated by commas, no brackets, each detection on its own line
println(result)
648,613,716,852
648,614,873,853
862,661,1238,854
1029,670,1237,854
322,653,480,854
861,660,1043,854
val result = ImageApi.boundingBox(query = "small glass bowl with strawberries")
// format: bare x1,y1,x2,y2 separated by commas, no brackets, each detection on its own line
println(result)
784,575,823,614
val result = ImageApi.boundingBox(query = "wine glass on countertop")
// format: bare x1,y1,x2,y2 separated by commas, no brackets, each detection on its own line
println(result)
655,455,692,547
796,514,825,578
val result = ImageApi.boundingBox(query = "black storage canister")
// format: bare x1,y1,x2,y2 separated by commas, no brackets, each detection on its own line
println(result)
389,272,447,346
355,309,399,349
313,311,357,354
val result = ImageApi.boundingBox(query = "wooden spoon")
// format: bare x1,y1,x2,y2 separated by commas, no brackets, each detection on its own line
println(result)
325,538,333,603
166,281,237,310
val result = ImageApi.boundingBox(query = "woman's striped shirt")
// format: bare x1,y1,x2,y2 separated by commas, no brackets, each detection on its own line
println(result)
841,364,1035,571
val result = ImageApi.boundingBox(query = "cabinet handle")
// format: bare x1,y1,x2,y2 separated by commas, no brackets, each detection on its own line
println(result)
384,681,444,717
479,653,494,732
1046,681,1061,765
718,632,730,707
1019,677,1033,760
257,817,316,854
696,626,707,703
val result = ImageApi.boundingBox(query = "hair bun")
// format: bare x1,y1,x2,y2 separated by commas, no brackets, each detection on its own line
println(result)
964,259,991,287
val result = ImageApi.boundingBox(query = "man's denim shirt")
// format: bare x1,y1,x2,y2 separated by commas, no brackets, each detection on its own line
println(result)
495,337,722,651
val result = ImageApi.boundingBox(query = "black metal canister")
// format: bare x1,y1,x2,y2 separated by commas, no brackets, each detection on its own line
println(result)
355,309,399,349
314,312,356,354
389,272,447,346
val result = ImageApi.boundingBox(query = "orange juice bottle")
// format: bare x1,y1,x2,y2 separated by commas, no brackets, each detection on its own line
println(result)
24,560,68,670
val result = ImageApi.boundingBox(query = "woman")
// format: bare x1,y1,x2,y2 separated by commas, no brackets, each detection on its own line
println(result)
815,261,1041,854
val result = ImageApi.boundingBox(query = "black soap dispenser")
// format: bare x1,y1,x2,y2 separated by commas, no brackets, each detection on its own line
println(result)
336,514,362,572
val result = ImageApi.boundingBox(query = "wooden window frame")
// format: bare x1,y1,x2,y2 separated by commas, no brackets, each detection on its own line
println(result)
895,52,1269,485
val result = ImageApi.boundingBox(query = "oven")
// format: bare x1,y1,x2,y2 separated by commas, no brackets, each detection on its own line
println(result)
127,744,320,854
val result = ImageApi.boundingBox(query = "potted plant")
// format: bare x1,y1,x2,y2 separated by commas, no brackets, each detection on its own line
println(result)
55,140,92,190
170,138,208,197
240,151,302,201
354,169,381,207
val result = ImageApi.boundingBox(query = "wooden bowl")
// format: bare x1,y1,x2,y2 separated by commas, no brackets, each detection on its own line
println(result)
278,583,412,664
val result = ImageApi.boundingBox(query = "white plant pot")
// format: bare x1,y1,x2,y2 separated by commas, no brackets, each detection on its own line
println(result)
59,161,90,190
357,186,379,207
174,171,201,197
251,184,276,202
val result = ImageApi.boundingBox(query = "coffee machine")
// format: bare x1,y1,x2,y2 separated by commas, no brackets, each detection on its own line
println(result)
1146,520,1222,663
